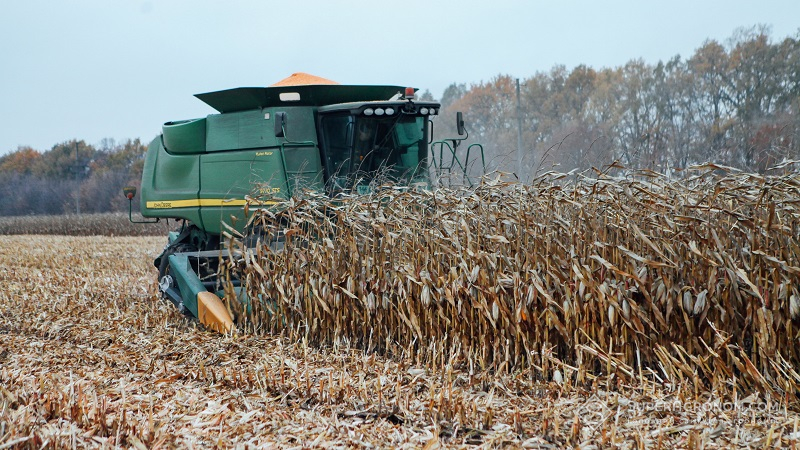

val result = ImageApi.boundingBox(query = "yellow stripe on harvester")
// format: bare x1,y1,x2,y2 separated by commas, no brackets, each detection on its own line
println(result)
146,198,279,209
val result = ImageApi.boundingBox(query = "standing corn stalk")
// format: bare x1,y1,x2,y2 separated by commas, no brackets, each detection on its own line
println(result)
224,166,800,399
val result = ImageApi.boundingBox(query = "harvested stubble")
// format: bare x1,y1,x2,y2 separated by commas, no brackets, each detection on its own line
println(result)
229,166,800,401
2,236,800,447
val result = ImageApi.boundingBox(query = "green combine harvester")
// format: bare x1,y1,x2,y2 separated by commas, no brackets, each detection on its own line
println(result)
125,73,483,333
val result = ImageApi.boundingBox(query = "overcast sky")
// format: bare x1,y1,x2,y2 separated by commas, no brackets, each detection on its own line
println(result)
1,0,798,155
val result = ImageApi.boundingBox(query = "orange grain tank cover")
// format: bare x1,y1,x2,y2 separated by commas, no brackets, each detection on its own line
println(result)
270,73,340,87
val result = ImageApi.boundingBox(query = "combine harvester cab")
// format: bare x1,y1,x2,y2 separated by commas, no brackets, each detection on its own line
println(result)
124,73,484,332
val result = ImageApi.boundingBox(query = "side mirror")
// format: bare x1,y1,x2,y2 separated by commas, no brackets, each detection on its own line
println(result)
456,112,465,136
123,186,137,200
274,112,287,137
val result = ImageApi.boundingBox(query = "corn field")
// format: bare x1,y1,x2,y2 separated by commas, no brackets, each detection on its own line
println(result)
0,213,170,236
228,165,800,400
5,166,800,448
12,236,793,448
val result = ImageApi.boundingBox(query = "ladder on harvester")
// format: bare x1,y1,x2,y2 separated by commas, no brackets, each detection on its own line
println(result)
430,112,486,187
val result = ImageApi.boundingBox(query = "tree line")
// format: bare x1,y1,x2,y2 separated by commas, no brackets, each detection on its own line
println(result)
434,26,800,180
0,139,146,216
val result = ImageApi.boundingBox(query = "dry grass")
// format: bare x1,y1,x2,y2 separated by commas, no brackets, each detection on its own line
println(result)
0,213,171,236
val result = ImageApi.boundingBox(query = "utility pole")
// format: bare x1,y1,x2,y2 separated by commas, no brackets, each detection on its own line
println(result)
75,141,81,215
515,78,523,181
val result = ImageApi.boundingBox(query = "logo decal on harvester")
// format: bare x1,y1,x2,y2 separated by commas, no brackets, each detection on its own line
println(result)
257,187,281,195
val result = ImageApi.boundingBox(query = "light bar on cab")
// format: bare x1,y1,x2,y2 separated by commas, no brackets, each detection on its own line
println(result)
360,103,436,116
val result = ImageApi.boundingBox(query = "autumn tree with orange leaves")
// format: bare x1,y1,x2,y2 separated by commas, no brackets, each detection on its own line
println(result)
436,26,800,180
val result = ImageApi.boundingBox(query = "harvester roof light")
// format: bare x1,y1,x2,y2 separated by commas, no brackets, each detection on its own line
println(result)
385,107,395,115
430,108,437,115
375,108,385,116
364,108,374,116
420,107,429,115
404,87,415,99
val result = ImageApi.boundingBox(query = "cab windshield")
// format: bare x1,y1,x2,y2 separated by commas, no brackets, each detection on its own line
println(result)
321,114,428,193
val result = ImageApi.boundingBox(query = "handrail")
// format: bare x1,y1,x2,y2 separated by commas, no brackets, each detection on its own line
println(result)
431,140,468,174
464,143,486,185
430,140,486,187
